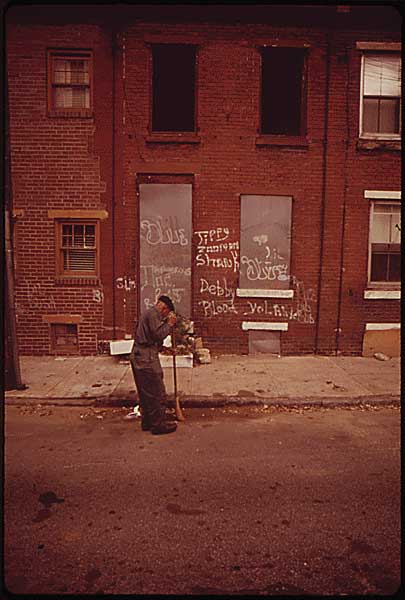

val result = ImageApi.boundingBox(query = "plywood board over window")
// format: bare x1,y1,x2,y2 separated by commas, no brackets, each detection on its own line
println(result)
239,195,293,292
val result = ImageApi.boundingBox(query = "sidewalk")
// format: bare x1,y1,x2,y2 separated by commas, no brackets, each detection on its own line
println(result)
4,353,401,409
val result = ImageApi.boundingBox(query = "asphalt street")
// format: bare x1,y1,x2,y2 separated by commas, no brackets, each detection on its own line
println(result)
4,404,401,596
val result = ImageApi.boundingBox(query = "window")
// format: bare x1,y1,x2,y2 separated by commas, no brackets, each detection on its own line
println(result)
51,323,79,352
56,221,99,277
151,44,196,132
360,53,401,138
239,195,293,292
261,47,307,136
369,202,401,283
48,50,92,113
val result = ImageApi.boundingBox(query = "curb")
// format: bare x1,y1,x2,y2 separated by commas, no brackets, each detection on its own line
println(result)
5,394,400,409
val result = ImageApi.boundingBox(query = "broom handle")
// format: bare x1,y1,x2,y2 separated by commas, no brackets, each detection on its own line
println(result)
171,326,178,397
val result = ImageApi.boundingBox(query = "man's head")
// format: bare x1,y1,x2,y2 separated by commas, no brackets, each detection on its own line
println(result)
156,295,175,317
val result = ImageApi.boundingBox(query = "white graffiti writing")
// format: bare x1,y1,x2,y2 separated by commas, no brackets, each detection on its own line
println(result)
196,250,240,272
93,289,104,303
241,256,289,281
242,276,316,324
194,227,240,272
253,234,268,246
116,276,136,291
194,228,230,245
200,277,235,303
199,299,238,318
140,216,188,246
16,281,56,313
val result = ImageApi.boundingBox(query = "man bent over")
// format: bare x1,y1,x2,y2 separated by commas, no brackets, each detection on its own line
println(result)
130,295,177,435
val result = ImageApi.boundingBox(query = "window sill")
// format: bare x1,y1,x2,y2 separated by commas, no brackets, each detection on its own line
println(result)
364,289,400,300
146,133,201,144
357,139,401,152
55,277,100,286
256,135,308,148
237,288,294,298
48,109,94,119
242,321,289,331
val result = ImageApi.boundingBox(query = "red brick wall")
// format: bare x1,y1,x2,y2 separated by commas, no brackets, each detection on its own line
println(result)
7,22,113,354
7,10,401,356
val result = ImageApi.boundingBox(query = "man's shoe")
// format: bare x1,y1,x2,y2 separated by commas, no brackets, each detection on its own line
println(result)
151,421,177,435
142,414,176,431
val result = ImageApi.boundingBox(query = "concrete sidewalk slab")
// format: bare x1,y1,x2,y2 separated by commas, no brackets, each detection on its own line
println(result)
4,353,401,408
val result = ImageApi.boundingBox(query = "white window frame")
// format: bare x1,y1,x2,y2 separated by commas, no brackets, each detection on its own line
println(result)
359,50,401,141
367,195,401,289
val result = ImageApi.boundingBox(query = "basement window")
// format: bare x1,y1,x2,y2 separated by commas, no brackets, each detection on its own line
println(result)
151,44,197,132
51,323,79,352
56,221,99,277
368,202,401,284
260,47,307,136
48,49,93,115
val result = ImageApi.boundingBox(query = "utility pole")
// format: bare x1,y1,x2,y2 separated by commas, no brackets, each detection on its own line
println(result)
4,73,26,390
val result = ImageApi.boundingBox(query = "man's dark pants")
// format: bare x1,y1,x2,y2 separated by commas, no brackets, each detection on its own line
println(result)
130,355,167,428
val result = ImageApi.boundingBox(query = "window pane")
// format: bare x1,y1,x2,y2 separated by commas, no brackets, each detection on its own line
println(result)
63,248,96,271
371,252,388,281
85,225,96,247
363,98,379,133
53,59,70,84
261,47,305,135
371,212,391,243
70,60,89,84
54,87,72,108
380,55,401,97
152,44,196,132
73,225,85,247
388,253,401,281
364,54,401,97
379,98,400,134
71,88,88,109
391,211,401,243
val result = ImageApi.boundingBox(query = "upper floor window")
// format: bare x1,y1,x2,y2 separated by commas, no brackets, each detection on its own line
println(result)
260,47,307,136
369,201,401,284
48,50,92,114
151,44,197,132
360,53,401,139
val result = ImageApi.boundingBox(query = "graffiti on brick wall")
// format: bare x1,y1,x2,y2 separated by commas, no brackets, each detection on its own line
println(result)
194,228,240,272
198,276,238,318
15,281,56,315
140,265,190,310
93,289,104,303
116,276,137,291
243,276,316,324
140,216,188,246
240,235,289,282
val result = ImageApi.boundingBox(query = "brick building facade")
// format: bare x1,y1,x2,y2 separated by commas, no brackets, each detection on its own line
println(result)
5,4,401,357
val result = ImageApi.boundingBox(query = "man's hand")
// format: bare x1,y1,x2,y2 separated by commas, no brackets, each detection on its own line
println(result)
167,312,177,327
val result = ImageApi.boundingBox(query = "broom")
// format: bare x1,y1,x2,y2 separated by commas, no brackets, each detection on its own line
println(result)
171,325,185,421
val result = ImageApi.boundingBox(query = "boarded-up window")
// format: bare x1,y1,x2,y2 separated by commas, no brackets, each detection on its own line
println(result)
139,183,192,316
239,195,293,290
151,44,197,132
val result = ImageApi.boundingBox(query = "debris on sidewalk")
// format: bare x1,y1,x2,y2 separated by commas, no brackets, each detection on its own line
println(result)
195,348,211,364
124,406,141,419
374,352,390,361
